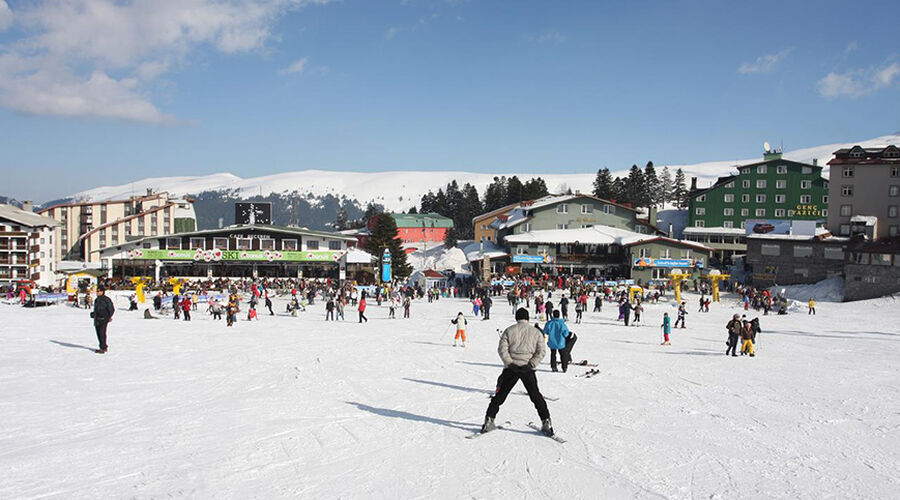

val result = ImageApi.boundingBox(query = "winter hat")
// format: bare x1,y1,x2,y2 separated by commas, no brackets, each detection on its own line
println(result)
515,308,530,321
97,284,107,292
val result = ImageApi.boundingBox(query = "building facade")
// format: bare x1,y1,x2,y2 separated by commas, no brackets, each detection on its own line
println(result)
843,237,900,301
387,213,454,246
626,237,712,284
0,204,61,288
826,145,900,239
473,202,521,243
95,224,356,280
39,191,197,264
745,233,847,287
492,194,656,239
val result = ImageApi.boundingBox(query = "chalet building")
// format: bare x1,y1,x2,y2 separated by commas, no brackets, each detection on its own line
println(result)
826,144,900,239
0,203,60,288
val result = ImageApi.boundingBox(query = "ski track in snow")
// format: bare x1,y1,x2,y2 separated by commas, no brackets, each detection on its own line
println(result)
1,293,899,498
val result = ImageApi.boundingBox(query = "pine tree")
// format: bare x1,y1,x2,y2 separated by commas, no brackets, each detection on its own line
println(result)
366,214,411,279
445,181,463,216
408,206,418,214
643,161,659,207
522,177,549,200
483,176,508,212
419,192,435,213
443,227,458,249
659,166,673,207
364,203,383,225
673,168,688,209
334,207,349,231
592,168,614,199
611,177,627,203
432,189,449,216
625,165,646,207
456,183,483,239
505,176,525,205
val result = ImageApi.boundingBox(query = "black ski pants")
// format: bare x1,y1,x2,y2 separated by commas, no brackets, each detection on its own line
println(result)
726,334,739,355
550,334,577,372
486,365,550,421
94,320,109,350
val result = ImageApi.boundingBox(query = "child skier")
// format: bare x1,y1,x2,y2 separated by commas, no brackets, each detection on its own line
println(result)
674,302,687,328
451,312,467,347
660,312,671,345
740,319,755,357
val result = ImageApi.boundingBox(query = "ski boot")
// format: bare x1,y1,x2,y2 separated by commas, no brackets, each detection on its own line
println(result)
540,418,554,437
481,416,497,433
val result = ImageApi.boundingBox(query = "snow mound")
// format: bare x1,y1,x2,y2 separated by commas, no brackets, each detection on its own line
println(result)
770,277,845,303
407,245,470,274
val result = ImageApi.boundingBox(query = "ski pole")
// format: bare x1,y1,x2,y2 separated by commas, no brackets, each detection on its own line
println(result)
440,322,452,337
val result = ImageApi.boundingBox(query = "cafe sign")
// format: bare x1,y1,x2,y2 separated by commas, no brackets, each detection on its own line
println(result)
125,248,343,263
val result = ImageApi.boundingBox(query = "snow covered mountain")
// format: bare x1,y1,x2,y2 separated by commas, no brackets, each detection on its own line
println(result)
70,133,900,211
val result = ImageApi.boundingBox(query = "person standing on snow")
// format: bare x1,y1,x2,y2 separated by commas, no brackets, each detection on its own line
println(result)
481,308,553,436
181,296,192,321
265,293,274,316
388,296,397,319
660,312,672,345
725,314,742,357
674,301,687,328
482,294,492,320
740,319,756,357
808,298,816,315
451,312,468,347
574,300,584,324
559,295,569,321
403,295,411,319
91,285,115,354
358,296,368,323
325,297,335,321
545,310,575,373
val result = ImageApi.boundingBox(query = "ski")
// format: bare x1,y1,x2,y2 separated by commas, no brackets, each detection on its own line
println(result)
485,391,559,402
466,421,510,439
527,422,567,444
576,369,600,378
570,360,598,367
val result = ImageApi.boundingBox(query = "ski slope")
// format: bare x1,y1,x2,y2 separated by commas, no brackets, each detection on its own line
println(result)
68,134,900,211
1,292,898,499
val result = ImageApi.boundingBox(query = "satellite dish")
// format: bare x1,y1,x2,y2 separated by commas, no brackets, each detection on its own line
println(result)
764,141,771,152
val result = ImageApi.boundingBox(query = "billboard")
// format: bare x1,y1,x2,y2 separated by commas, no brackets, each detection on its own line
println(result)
745,219,791,236
511,255,553,264
235,202,273,225
633,258,696,268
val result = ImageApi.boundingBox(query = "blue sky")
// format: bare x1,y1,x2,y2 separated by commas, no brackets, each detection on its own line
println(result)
1,0,898,202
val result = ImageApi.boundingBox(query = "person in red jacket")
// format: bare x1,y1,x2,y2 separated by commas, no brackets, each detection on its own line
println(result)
181,296,192,321
358,296,368,323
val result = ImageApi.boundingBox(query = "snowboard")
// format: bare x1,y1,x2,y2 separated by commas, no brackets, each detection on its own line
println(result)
527,422,567,444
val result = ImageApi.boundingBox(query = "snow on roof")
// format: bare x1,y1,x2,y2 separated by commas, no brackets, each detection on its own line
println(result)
343,248,375,264
504,225,652,246
683,226,747,235
747,227,841,241
0,204,60,228
850,215,878,226
623,236,716,252
462,240,508,262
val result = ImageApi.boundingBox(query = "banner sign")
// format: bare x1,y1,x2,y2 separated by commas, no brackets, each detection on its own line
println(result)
511,255,553,264
123,248,342,263
633,258,695,268
35,293,67,301
745,219,791,236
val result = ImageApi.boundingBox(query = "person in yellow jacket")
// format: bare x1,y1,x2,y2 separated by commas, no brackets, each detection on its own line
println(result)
740,320,755,357
808,298,816,315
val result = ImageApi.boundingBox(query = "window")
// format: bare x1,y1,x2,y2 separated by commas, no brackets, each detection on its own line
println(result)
328,241,342,250
581,224,592,229
839,224,850,236
695,220,705,227
282,239,297,251
822,209,828,216
639,248,650,258
775,194,786,204
800,195,811,204
306,240,319,250
800,180,811,189
695,207,706,215
723,208,734,216
872,254,892,266
890,186,899,197
724,194,734,203
697,195,707,202
757,165,767,174
741,208,749,216
523,223,532,232
756,194,766,203
537,246,548,255
840,205,852,216
776,180,786,189
802,166,812,174
890,226,899,237
890,206,899,218
793,268,809,278
723,221,734,228
841,185,853,197
842,166,854,177
557,204,568,214
824,247,844,260
260,238,275,250
849,149,864,159
794,246,813,258
892,166,900,177
556,224,568,230
602,204,616,215
236,238,252,250
581,205,592,214
777,165,788,174
724,181,735,188
775,209,786,217
742,194,750,203
166,237,181,250
755,209,766,217
741,168,750,175
681,249,693,259
189,238,205,250
761,244,780,256
756,179,766,189
823,195,829,204
214,237,228,249
851,252,868,264
742,180,750,189
516,246,526,255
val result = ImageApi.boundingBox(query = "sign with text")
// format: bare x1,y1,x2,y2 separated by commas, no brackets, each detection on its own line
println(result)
124,248,341,263
633,258,695,268
511,254,553,264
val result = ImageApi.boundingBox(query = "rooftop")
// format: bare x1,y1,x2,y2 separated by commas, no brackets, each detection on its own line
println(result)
0,204,61,229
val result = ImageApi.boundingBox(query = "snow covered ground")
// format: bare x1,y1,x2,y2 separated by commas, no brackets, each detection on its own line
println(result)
1,291,898,499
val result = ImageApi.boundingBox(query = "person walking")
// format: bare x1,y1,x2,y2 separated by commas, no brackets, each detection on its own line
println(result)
593,294,602,313
181,296,192,321
91,285,115,354
740,319,756,357
325,297,335,321
574,300,584,324
545,310,575,373
726,314,742,357
358,296,368,323
451,312,467,347
482,295,492,320
674,301,687,329
389,297,397,319
403,295,411,319
632,301,643,326
660,312,671,345
481,308,553,436
265,293,274,316
336,296,345,321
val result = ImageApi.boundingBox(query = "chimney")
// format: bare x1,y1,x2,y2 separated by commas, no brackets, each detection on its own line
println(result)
668,223,674,238
218,217,224,229
648,206,658,227
690,177,697,191
813,158,818,166
21,200,34,212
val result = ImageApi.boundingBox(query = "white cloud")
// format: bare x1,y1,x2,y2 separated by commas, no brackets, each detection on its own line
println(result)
0,1,12,32
0,0,332,123
737,49,791,74
278,57,308,75
385,27,400,40
530,32,566,45
817,62,900,98
844,41,858,54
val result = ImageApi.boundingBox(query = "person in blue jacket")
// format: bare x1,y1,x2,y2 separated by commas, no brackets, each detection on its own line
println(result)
544,310,576,373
